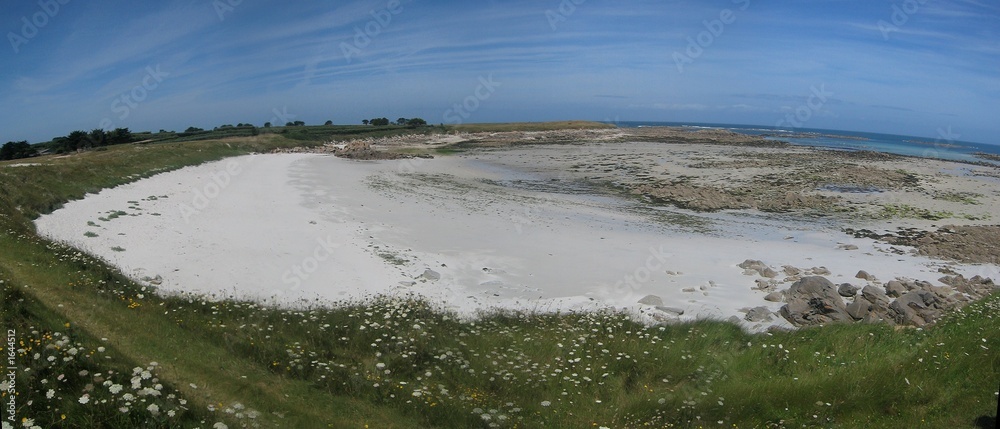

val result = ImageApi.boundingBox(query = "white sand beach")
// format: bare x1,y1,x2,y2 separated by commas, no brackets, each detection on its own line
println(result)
34,145,998,329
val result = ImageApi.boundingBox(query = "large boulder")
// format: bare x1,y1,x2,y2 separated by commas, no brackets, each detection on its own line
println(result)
861,285,890,306
846,297,872,320
885,280,907,298
779,277,851,326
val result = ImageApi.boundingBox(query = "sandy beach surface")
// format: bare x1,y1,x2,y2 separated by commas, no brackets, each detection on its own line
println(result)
34,138,1000,330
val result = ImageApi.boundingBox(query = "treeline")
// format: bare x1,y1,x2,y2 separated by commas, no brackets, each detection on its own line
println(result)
362,117,427,127
0,141,37,161
52,128,136,153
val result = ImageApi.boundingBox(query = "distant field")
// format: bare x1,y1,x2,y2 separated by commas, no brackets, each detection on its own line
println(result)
29,121,615,150
1,126,998,428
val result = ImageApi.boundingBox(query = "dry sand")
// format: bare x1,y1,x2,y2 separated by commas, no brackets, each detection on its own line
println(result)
34,139,1000,330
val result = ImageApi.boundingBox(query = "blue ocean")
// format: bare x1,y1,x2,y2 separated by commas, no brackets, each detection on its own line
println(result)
616,121,1000,165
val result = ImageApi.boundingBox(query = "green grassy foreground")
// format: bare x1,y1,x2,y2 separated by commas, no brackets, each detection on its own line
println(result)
1,130,998,428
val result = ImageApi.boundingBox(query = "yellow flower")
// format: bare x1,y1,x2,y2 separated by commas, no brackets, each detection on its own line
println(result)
61,414,66,420
64,323,71,328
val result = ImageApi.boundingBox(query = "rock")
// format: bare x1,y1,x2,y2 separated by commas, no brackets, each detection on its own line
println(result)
846,297,872,320
739,259,777,277
745,306,773,322
681,287,696,293
778,277,851,326
885,281,907,298
739,259,767,271
856,270,875,281
782,265,801,276
638,295,664,306
764,291,785,302
811,267,831,275
399,281,416,287
839,244,859,250
754,279,774,291
838,283,859,297
890,293,928,326
861,285,890,306
940,275,997,299
656,306,684,316
421,269,441,281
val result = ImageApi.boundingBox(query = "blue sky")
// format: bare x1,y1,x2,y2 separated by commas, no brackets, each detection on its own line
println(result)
1,0,998,144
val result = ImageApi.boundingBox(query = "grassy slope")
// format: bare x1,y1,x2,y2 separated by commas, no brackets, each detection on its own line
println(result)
1,128,997,428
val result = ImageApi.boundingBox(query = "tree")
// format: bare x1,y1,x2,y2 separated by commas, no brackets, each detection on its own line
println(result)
406,118,427,128
264,122,272,128
184,127,204,133
0,141,36,160
109,128,134,145
396,118,407,126
324,120,333,126
88,129,107,147
370,117,390,126
362,119,369,125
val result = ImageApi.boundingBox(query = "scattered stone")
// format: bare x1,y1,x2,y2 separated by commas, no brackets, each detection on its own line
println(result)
856,270,875,281
782,265,801,276
939,275,997,299
754,279,776,291
745,306,773,322
739,259,766,271
738,259,778,278
759,267,779,278
420,269,441,281
682,287,696,293
764,291,785,302
399,281,416,287
837,283,859,297
839,244,859,250
810,267,831,275
638,295,664,306
656,306,684,316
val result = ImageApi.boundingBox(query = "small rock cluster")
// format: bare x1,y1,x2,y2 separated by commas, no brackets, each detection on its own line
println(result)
777,274,996,327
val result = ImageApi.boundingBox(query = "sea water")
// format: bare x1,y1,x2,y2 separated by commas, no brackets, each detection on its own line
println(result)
617,121,1000,165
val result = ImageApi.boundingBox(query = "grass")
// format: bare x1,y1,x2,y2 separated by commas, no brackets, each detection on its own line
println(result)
1,130,998,428
877,204,955,221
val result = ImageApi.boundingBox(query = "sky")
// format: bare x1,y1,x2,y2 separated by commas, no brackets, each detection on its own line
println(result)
1,0,998,144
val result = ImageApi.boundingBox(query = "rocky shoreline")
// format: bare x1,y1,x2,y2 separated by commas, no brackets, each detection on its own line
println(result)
268,126,1000,330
